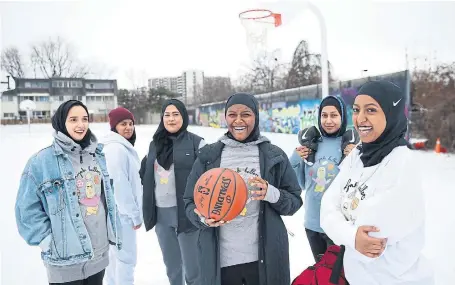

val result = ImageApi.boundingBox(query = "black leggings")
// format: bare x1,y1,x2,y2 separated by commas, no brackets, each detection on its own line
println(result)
305,228,335,262
49,270,105,285
221,261,260,285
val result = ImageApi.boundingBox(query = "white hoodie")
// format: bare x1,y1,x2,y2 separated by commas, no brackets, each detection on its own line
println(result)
320,145,433,285
101,132,143,227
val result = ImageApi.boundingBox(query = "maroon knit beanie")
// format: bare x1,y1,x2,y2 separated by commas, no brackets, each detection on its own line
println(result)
108,107,135,129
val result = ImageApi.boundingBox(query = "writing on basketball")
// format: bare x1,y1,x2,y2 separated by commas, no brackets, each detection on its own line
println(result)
211,177,232,216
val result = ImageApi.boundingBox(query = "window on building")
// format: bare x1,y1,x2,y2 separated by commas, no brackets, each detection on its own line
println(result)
85,82,113,89
3,113,15,118
71,81,82,88
32,82,49,88
1,95,14,101
37,96,49,102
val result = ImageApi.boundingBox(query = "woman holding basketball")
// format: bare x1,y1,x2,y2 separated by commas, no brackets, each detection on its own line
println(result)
288,95,358,262
184,92,303,285
320,81,433,284
140,99,205,285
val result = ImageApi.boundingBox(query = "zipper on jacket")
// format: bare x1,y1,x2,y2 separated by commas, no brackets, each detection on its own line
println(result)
80,151,83,164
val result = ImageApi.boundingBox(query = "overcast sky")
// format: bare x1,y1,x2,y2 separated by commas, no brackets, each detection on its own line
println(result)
1,0,455,90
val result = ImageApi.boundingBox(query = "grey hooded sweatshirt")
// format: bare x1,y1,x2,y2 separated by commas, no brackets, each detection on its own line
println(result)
45,131,109,283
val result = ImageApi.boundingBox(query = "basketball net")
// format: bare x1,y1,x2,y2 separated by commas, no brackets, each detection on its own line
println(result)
239,9,282,63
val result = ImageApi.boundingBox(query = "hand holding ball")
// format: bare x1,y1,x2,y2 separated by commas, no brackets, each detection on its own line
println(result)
193,168,248,224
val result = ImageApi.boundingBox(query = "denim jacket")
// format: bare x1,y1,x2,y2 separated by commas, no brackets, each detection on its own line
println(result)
15,140,122,266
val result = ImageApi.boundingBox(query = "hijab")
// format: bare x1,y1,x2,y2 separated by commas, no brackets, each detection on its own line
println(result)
51,100,92,149
318,95,347,138
224,92,260,143
355,80,408,167
153,99,189,170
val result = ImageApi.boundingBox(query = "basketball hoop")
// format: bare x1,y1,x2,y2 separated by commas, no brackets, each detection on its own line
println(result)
239,9,282,59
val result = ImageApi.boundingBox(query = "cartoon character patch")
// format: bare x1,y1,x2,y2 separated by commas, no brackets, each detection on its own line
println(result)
309,157,340,193
76,172,102,216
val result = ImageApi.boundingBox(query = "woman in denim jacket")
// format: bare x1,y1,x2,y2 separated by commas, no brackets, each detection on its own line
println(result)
15,100,122,285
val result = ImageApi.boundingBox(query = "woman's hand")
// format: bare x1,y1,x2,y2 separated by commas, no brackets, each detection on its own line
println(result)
355,226,387,258
248,176,269,201
344,143,356,156
194,209,227,227
296,146,311,160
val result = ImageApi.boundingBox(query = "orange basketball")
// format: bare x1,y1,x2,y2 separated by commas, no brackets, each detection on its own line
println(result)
193,168,248,222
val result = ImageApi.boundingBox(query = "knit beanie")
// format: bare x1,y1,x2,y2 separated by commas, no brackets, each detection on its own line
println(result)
108,107,135,129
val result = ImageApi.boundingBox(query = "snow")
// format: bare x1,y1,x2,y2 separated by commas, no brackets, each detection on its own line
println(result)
1,123,453,285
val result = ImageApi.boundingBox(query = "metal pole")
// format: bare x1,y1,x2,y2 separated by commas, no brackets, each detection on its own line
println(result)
303,2,329,99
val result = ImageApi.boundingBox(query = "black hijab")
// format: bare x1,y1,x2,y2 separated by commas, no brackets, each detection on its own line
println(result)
318,95,347,138
153,99,189,170
355,80,408,167
51,100,92,149
224,92,260,143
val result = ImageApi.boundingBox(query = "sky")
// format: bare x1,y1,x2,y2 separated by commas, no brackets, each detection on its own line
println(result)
1,0,455,90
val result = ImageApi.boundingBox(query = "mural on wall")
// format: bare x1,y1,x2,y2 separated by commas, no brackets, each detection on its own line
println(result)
197,71,411,136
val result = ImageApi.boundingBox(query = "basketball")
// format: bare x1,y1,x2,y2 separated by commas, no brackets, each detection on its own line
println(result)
193,168,248,222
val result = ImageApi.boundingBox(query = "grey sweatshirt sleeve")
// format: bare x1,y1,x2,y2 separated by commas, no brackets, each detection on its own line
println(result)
267,152,303,216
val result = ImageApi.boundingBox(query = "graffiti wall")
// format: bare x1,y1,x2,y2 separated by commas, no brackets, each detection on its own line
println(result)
197,71,411,135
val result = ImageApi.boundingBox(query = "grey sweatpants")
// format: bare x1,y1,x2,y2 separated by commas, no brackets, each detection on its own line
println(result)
155,206,200,285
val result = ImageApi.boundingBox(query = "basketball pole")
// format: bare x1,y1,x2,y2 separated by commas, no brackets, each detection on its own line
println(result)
303,2,329,99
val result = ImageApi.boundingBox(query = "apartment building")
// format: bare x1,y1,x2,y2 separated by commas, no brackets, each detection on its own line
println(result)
148,76,185,95
148,69,205,104
1,77,118,121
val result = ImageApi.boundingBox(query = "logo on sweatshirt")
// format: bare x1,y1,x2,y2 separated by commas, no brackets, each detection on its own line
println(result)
155,161,171,184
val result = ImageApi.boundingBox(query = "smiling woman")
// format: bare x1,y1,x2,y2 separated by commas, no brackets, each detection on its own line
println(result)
225,103,256,142
183,92,303,285
15,100,121,285
140,98,206,285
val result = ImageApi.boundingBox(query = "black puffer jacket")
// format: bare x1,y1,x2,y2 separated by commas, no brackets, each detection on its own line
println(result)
183,140,303,285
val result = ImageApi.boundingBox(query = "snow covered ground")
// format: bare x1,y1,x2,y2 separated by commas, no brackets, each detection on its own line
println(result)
1,123,453,285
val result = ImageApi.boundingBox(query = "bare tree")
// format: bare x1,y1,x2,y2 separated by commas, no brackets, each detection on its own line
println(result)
30,36,89,78
286,40,334,89
192,83,204,105
411,60,455,151
202,76,233,103
242,50,288,93
1,47,25,78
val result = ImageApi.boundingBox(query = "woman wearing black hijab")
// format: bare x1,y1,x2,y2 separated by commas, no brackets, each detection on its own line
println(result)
140,99,205,285
15,100,121,285
183,93,303,285
320,81,434,285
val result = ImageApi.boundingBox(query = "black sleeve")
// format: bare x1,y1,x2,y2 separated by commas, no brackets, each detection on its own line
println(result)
139,155,147,185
